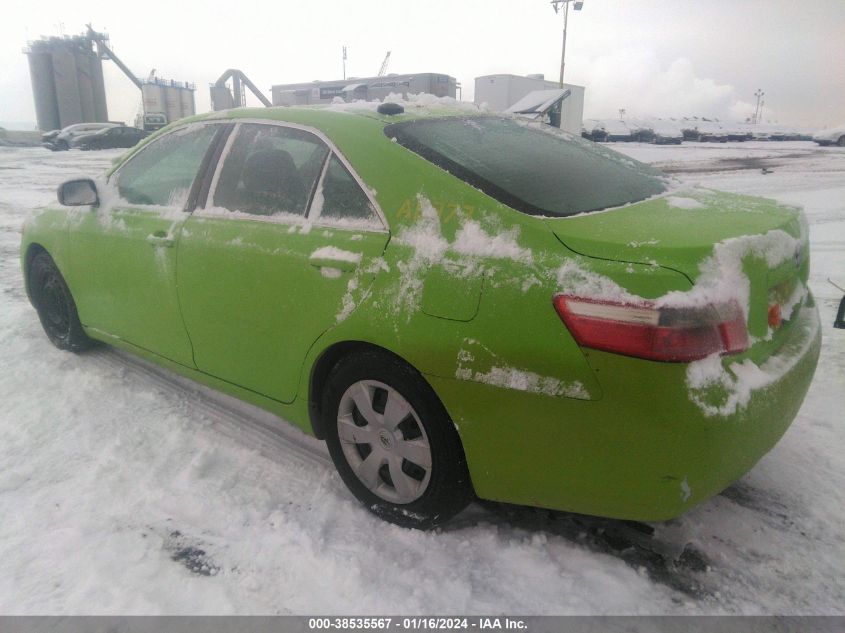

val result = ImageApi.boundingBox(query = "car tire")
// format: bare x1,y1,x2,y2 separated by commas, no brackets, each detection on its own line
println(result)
56,139,69,151
322,350,473,529
837,136,845,147
29,252,93,352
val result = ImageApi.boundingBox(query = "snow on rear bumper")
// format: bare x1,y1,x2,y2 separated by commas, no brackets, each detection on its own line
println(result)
428,298,821,521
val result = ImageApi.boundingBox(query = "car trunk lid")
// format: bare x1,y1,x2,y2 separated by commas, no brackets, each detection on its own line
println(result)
548,189,809,342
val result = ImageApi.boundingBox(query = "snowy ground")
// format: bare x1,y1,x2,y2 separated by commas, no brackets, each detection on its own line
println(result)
0,141,842,615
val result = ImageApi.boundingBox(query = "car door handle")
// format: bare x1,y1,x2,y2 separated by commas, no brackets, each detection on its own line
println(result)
309,253,361,272
146,232,174,248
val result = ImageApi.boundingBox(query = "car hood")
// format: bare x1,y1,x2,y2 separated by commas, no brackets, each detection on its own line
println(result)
546,189,803,280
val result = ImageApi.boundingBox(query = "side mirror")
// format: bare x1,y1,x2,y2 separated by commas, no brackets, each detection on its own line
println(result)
58,178,98,206
835,295,845,329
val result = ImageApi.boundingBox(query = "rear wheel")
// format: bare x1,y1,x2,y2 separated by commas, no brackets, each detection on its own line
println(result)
29,252,92,352
837,136,845,147
322,350,473,529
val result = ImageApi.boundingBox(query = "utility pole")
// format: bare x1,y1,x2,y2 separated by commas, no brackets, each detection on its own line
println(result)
551,1,584,88
342,46,347,80
753,89,764,124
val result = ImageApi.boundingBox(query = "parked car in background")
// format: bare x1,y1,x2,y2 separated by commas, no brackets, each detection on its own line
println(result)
22,106,820,529
135,112,168,132
812,124,845,146
43,122,123,151
581,119,608,142
645,118,684,145
41,129,61,144
72,126,148,151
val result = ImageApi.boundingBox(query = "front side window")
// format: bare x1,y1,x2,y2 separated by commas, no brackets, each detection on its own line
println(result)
386,117,668,217
212,124,329,217
116,123,218,207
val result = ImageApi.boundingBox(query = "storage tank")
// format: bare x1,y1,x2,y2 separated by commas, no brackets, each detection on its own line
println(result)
180,86,195,117
26,42,60,131
90,51,108,122
74,46,97,122
163,85,182,124
51,41,84,127
141,83,165,119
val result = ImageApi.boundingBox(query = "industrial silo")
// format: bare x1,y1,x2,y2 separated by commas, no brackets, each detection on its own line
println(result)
141,82,165,120
25,34,109,131
180,85,195,118
73,43,97,123
90,50,108,122
26,40,61,131
163,83,182,124
50,39,84,127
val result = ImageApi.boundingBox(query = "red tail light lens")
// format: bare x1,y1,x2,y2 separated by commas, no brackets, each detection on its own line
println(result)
553,294,749,362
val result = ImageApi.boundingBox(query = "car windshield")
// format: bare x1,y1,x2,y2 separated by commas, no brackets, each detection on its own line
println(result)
385,116,668,217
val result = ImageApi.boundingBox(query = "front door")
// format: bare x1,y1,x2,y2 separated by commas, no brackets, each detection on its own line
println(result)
177,121,390,402
69,122,223,366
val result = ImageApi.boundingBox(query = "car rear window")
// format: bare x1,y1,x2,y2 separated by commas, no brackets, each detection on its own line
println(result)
385,117,668,217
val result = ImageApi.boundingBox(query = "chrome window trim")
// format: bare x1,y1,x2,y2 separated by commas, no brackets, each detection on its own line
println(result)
197,118,388,232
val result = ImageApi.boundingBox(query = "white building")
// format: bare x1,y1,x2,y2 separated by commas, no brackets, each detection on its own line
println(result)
474,74,585,135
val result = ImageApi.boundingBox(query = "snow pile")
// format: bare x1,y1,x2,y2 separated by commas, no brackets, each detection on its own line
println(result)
309,246,362,265
455,365,588,399
323,92,484,117
454,339,590,399
391,194,533,318
666,196,705,210
686,304,820,417
453,221,533,264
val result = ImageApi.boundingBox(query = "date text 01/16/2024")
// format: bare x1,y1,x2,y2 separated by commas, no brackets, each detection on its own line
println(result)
307,618,528,630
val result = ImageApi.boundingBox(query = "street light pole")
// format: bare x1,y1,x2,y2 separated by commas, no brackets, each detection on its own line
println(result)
551,1,583,88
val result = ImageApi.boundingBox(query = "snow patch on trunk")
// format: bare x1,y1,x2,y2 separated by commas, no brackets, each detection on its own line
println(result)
666,196,705,209
685,305,820,417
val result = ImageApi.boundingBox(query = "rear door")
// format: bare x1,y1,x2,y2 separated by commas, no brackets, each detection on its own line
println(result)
69,122,226,366
177,120,390,402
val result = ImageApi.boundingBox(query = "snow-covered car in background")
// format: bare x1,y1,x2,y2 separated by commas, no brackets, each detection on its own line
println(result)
43,123,123,151
22,106,821,529
812,124,845,147
71,126,148,151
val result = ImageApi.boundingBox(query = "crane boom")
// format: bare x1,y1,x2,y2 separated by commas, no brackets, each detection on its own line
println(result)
378,51,391,77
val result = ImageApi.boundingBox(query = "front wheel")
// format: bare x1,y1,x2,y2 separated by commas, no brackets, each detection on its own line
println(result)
322,351,473,529
29,251,92,352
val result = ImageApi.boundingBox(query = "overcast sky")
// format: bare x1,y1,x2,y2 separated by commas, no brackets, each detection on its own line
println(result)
2,0,844,129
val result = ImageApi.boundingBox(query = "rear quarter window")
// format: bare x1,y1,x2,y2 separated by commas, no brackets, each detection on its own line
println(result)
385,117,668,217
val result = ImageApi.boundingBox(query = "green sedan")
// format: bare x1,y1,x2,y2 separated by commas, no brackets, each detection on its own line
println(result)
20,104,821,529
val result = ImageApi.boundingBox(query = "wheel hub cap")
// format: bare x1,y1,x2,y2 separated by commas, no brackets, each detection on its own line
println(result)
337,380,432,504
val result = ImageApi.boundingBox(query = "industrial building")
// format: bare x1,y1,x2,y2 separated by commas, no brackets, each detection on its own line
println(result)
25,35,109,131
25,28,196,132
140,78,196,128
271,73,457,106
474,74,585,135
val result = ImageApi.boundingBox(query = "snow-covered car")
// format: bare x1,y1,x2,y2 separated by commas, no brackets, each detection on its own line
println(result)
43,122,123,151
21,105,821,529
812,124,845,147
71,126,148,151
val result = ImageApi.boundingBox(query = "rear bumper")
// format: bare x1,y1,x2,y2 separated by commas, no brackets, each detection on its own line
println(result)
429,300,821,521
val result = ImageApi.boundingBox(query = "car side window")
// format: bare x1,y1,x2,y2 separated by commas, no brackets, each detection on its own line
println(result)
212,124,329,217
316,155,380,225
115,123,218,208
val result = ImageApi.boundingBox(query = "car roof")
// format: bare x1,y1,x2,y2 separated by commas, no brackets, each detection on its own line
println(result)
195,98,486,127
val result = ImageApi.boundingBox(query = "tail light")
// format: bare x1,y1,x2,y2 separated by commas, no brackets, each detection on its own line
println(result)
553,294,749,362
